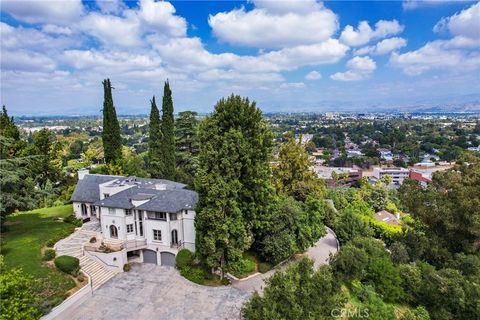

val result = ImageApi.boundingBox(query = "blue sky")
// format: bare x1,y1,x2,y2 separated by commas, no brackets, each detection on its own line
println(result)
1,0,479,115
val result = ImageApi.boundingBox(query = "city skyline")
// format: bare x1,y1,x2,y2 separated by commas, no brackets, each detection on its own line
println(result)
1,0,479,115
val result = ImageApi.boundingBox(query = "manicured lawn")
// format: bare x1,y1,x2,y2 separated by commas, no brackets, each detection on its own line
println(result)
1,205,77,313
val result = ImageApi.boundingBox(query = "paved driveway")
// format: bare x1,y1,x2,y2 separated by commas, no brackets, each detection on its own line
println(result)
232,227,339,294
66,264,249,320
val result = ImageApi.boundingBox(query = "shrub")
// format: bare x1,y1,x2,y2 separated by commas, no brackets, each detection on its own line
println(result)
258,262,273,274
231,257,256,278
123,263,131,272
43,249,56,261
176,249,194,269
180,266,204,285
54,256,80,275
46,239,56,247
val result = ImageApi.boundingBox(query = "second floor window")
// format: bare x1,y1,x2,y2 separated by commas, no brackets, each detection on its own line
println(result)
147,211,167,220
108,208,115,215
153,229,162,241
125,209,132,216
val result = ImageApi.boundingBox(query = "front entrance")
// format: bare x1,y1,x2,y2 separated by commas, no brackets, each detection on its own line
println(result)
160,252,176,267
143,249,157,264
109,225,118,238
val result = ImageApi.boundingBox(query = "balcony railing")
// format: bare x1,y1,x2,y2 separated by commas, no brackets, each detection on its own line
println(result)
170,241,183,249
124,239,147,250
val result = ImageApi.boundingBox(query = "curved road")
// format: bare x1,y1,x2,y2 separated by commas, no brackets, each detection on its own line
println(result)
232,227,339,294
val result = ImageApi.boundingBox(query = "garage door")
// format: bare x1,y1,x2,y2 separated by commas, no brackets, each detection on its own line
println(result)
143,250,157,264
160,252,176,267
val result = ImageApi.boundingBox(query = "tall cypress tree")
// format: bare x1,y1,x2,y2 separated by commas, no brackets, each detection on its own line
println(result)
101,79,122,164
160,80,175,180
148,96,162,178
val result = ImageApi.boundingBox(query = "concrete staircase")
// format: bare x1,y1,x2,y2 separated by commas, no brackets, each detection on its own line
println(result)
54,223,119,291
79,256,118,290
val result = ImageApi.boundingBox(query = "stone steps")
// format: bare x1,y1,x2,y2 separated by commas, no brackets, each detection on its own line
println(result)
79,256,117,290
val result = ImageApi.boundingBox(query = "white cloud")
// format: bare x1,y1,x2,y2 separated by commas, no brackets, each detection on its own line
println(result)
403,0,470,11
434,2,480,39
137,0,187,37
1,50,56,72
331,56,376,81
1,0,84,25
252,0,323,14
393,3,480,76
355,37,407,56
340,20,404,47
208,2,338,48
280,82,305,89
390,38,480,75
305,70,322,80
96,0,126,14
80,13,142,47
1,22,78,51
41,24,73,35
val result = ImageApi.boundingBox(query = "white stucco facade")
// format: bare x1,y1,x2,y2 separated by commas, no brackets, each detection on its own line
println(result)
71,172,198,266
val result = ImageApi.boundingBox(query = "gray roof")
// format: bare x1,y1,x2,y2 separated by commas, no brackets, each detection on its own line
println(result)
71,174,187,204
71,174,121,203
94,186,198,213
136,189,198,213
73,174,197,213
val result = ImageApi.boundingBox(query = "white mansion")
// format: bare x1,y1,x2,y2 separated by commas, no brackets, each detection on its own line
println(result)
71,169,198,266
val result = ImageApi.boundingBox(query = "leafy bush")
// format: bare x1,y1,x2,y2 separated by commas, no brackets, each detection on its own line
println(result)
46,239,56,247
231,257,256,278
176,249,194,269
54,256,80,275
180,266,204,285
42,249,56,261
123,263,131,272
63,215,83,227
258,262,273,274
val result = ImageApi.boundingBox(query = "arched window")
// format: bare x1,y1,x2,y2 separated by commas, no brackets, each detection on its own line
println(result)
110,225,118,238
171,229,178,245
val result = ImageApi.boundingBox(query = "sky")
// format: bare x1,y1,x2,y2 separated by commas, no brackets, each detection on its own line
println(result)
1,0,479,115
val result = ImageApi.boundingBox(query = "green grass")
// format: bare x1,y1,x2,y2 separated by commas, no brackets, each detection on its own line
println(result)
1,205,77,313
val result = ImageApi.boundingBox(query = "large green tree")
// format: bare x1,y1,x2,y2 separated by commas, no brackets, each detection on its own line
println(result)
243,258,345,320
273,134,323,201
175,111,199,187
0,106,22,158
101,79,122,164
195,95,273,275
160,81,176,180
148,96,162,178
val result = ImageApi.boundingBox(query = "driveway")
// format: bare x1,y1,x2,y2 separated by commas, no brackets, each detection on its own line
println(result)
232,227,339,294
66,264,249,320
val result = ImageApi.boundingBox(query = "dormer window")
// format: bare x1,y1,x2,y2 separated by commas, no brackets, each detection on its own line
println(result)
103,193,110,198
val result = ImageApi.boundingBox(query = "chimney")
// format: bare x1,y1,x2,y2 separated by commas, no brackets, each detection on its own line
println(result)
78,168,89,180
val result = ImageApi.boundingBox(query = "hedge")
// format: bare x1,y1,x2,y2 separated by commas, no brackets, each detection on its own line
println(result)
54,256,80,275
